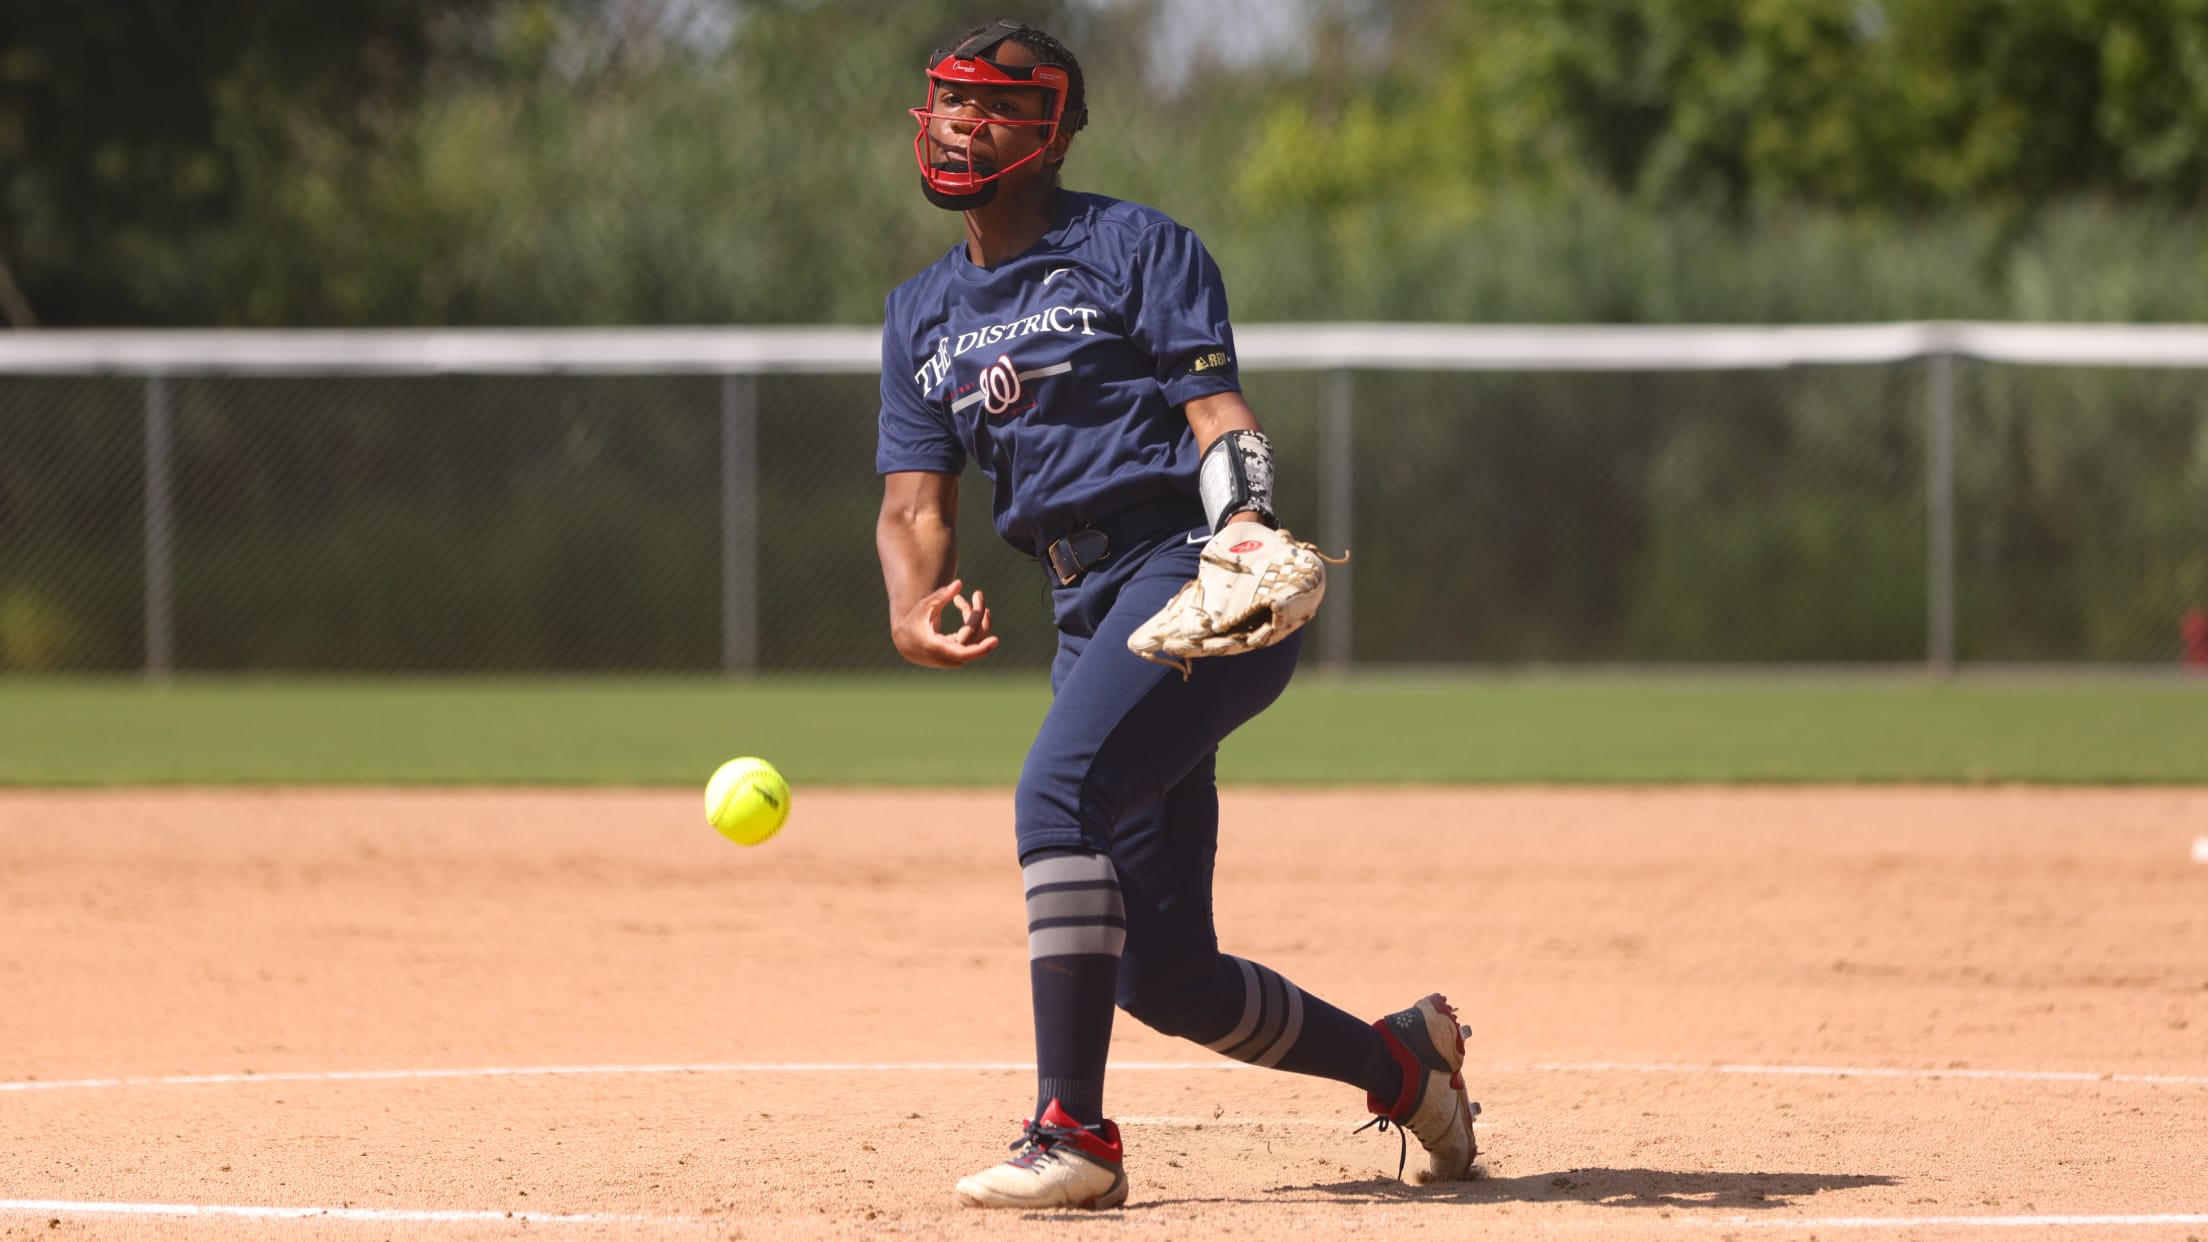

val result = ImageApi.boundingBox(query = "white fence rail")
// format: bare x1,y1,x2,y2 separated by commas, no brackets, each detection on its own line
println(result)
7,322,2208,375
2,324,2203,677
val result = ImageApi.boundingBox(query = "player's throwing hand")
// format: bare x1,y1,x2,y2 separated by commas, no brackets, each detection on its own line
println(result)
893,578,997,668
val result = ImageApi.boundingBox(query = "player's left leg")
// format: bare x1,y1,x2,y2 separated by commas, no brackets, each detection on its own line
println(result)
1111,754,1401,1095
1088,542,1477,1182
1112,755,1480,1184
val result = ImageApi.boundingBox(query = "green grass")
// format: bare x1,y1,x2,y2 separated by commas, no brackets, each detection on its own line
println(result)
3,673,2205,786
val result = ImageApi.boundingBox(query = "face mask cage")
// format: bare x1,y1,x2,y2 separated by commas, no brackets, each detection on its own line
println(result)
909,50,1071,196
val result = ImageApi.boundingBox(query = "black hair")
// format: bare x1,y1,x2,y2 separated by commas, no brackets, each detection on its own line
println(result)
947,20,1089,137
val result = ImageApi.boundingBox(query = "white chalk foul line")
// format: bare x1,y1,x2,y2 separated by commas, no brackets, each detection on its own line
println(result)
6,1058,2204,1094
0,1199,693,1227
0,1061,1244,1093
1687,1213,2208,1229
11,1201,2202,1233
1531,1060,2208,1087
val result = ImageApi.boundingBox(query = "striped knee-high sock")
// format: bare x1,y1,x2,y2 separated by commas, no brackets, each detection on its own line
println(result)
1023,850,1125,1126
1200,956,1398,1097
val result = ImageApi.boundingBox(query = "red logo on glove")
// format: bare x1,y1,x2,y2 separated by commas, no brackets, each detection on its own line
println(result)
1229,540,1263,553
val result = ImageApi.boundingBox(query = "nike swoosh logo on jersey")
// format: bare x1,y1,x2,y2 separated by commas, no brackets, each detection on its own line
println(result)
1044,267,1073,285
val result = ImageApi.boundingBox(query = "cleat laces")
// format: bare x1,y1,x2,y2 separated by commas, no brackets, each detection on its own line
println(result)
1352,1113,1411,1182
1005,1117,1105,1169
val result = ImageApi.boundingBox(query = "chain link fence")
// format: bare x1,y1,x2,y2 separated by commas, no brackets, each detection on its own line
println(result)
3,328,2206,676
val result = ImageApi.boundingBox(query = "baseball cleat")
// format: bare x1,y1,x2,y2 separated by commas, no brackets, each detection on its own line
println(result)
1361,992,1481,1183
954,1099,1128,1210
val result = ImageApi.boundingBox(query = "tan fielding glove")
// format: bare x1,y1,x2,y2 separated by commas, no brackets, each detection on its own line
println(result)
1127,521,1344,678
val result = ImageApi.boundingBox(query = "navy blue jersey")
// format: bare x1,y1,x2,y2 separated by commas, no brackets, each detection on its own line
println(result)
876,191,1241,558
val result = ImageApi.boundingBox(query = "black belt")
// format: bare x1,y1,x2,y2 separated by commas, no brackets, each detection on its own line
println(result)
1042,497,1204,587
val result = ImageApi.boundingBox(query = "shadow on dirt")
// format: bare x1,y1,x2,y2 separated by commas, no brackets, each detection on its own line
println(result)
1128,1167,1898,1212
1299,1166,1897,1209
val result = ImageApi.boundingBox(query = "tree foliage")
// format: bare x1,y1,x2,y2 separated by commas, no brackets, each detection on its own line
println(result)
1247,0,2208,211
3,0,2206,326
0,0,508,325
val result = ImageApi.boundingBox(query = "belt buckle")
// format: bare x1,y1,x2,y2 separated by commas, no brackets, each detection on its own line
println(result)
1048,539,1082,586
1048,528,1110,586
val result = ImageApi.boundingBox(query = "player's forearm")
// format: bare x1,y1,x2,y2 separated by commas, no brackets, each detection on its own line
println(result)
1184,391,1262,455
1184,391,1268,529
876,511,958,628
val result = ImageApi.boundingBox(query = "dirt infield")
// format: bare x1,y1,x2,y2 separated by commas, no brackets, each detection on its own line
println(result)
3,787,2204,1240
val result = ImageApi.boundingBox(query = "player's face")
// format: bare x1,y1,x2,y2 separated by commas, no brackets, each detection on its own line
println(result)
913,35,1070,210
923,78,1055,181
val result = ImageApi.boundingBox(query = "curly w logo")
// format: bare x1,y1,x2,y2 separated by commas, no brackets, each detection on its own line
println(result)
949,355,1074,419
979,354,1023,416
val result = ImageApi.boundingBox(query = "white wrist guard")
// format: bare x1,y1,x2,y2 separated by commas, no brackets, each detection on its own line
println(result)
1198,429,1277,532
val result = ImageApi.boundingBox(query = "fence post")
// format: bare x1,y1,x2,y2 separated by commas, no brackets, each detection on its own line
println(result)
1320,368,1354,672
721,374,759,674
143,376,175,681
1926,353,1957,675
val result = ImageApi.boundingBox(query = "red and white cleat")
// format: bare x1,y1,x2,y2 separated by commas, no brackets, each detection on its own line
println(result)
954,1099,1128,1210
1363,992,1481,1183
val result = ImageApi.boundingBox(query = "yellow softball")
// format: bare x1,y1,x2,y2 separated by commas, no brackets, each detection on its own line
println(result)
704,757,791,846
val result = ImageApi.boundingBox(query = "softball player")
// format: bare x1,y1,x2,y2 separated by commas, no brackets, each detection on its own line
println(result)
873,21,1478,1210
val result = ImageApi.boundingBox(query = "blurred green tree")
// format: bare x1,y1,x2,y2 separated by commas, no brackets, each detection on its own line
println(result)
1239,0,2208,212
0,0,505,326
4,0,2207,326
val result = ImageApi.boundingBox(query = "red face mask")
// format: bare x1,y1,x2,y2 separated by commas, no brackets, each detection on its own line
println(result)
910,29,1075,210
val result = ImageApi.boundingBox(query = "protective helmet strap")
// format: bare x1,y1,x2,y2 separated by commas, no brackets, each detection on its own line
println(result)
952,20,1032,59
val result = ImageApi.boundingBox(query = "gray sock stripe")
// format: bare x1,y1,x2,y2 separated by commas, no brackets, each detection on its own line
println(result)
1022,854,1117,890
1253,980,1306,1068
1203,956,1265,1055
1027,911,1128,927
1028,910,1130,937
1023,854,1124,960
1226,965,1289,1062
1207,961,1309,1068
1024,886,1126,927
1024,878,1118,897
1029,924,1126,958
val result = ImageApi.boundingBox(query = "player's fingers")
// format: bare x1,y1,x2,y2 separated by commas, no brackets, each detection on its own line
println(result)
917,629,992,667
962,588,991,637
902,580,998,666
913,632,971,668
921,578,961,625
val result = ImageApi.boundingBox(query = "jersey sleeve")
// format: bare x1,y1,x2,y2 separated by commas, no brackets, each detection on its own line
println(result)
874,297,965,476
1128,221,1242,408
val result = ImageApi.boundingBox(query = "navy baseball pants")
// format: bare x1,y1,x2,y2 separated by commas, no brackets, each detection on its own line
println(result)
1011,523,1397,1124
1015,524,1298,861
